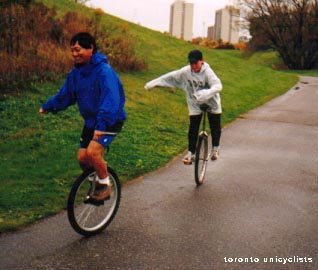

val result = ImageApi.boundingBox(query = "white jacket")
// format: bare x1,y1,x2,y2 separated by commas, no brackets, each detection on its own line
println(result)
145,63,222,115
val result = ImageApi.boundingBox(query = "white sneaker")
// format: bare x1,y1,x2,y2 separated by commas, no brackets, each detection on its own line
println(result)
211,148,220,161
182,151,195,165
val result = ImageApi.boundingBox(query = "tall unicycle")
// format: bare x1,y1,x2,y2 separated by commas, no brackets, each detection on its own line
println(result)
67,167,121,236
194,104,209,186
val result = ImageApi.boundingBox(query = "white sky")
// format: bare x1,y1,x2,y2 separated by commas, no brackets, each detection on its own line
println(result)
87,0,236,37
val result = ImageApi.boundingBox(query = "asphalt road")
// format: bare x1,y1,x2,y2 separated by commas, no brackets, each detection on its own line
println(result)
1,76,318,270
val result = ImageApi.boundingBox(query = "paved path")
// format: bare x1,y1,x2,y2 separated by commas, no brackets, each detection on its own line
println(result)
1,76,318,270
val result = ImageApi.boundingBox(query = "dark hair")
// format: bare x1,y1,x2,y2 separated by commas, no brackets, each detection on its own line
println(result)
188,49,203,64
70,32,97,53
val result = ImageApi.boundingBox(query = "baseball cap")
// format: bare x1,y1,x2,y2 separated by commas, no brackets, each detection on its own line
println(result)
188,50,203,64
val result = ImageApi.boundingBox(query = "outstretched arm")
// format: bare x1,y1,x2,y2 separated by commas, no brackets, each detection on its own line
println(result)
39,76,76,114
144,69,182,90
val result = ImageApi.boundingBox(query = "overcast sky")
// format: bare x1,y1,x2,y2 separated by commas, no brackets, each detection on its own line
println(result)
87,0,236,37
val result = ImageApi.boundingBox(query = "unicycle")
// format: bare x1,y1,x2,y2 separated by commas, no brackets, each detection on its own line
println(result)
67,166,121,236
194,104,210,186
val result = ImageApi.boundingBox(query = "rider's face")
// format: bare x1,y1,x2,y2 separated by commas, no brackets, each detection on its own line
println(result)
71,41,93,65
190,60,204,73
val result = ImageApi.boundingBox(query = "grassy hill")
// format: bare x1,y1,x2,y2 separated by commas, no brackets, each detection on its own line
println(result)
1,0,314,232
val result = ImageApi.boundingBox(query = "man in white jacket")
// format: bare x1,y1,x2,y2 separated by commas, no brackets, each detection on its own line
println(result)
145,50,223,164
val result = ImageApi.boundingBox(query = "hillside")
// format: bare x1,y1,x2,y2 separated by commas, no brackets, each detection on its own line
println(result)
0,0,302,232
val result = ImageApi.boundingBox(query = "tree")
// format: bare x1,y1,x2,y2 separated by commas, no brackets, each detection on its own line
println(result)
242,0,318,69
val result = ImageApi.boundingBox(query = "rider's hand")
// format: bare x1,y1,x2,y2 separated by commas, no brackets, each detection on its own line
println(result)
194,89,213,102
193,92,205,102
93,130,107,141
144,81,156,90
39,107,47,114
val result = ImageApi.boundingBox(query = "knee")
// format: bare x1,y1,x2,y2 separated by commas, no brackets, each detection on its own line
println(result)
77,151,88,164
86,147,100,162
86,141,104,163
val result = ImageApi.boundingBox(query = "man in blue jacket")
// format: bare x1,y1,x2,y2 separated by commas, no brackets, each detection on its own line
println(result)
39,32,126,202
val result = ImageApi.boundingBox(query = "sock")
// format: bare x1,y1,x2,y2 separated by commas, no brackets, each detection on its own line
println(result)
98,176,110,185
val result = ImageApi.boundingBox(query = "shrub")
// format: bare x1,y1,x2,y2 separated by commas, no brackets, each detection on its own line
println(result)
215,42,236,50
0,2,147,95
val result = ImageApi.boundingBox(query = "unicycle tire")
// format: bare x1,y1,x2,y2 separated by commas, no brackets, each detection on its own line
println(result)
67,167,121,236
194,135,208,186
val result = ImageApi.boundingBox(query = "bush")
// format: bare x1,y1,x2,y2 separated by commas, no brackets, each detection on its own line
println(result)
215,42,235,50
0,2,147,95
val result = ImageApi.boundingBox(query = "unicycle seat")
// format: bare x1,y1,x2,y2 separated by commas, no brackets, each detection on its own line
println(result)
199,104,210,112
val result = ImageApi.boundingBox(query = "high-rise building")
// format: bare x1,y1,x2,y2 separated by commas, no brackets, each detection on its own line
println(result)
214,5,240,43
169,0,194,41
207,26,215,40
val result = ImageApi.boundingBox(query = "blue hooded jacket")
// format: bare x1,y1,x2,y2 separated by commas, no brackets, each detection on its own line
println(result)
42,52,126,132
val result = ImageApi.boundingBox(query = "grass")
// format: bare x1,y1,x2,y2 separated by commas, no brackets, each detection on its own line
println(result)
1,1,318,233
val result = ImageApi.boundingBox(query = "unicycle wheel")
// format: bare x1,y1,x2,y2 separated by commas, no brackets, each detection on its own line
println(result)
67,167,121,236
194,135,208,186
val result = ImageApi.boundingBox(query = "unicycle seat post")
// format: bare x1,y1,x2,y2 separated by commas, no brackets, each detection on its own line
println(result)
199,104,209,135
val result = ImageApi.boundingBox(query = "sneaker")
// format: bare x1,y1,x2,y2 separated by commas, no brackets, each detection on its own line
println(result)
211,148,220,161
84,181,111,205
90,183,111,201
182,151,195,165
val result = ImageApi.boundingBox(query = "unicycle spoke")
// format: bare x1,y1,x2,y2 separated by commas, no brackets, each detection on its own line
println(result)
76,205,95,227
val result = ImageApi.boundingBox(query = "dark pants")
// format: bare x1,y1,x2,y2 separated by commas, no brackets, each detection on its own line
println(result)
188,113,221,154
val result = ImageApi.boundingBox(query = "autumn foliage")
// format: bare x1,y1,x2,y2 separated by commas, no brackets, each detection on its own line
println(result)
0,1,147,95
191,37,246,51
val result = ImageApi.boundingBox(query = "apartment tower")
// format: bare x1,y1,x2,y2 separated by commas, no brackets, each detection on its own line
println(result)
214,5,240,43
169,0,194,41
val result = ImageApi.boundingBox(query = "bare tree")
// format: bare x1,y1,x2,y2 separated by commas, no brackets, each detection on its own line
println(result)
241,0,318,69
